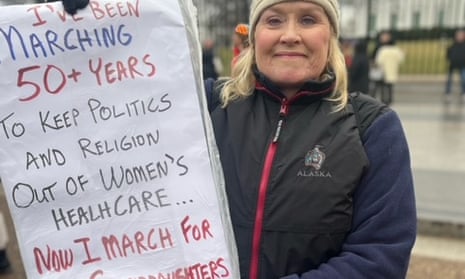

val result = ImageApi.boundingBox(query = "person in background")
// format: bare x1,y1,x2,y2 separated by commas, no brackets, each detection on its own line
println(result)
348,39,370,94
202,39,219,80
444,29,465,103
231,23,250,69
0,212,11,274
370,31,389,62
64,1,417,278
369,31,390,98
374,31,404,105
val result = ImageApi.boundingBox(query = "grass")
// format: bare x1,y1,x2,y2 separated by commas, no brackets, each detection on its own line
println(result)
398,40,450,74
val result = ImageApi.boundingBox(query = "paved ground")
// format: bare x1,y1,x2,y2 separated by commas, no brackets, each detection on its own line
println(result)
1,75,465,278
385,76,465,278
393,77,465,228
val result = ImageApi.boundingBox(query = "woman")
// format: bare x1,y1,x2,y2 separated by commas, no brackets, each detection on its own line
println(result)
374,31,405,105
214,1,415,278
232,23,250,69
65,0,416,278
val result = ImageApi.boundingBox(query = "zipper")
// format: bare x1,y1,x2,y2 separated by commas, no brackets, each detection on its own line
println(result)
249,100,289,279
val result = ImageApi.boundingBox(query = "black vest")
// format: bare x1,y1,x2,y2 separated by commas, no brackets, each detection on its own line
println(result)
211,89,374,278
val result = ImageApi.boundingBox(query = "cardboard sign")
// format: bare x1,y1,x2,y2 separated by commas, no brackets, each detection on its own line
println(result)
0,1,238,278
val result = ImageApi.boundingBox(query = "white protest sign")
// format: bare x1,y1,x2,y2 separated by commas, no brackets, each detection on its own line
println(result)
0,0,239,278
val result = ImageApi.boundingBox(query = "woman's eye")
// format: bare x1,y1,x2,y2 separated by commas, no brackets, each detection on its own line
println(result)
267,17,283,26
301,16,316,25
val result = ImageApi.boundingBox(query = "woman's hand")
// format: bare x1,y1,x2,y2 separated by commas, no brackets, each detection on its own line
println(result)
62,0,90,15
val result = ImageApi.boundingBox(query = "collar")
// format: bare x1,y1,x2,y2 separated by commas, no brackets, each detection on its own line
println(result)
253,66,336,104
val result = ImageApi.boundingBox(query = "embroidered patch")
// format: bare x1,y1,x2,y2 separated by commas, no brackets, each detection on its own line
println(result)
305,145,326,170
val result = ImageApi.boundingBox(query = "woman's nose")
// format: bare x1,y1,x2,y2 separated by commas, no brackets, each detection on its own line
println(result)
280,22,301,44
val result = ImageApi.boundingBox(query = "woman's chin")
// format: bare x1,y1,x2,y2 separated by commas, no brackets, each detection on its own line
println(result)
272,74,309,87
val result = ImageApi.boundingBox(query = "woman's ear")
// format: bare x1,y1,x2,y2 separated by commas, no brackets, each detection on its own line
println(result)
62,0,89,15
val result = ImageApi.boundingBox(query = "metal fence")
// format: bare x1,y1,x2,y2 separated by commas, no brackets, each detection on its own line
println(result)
192,0,464,75
192,0,250,48
1,0,462,75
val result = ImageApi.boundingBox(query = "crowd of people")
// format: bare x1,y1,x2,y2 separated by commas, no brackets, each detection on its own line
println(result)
332,28,465,107
343,30,404,106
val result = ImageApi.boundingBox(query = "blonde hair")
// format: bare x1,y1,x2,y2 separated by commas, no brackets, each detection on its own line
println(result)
220,35,348,111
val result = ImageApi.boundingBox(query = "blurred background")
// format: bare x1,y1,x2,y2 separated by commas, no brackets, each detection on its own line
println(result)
1,0,464,76
196,0,465,77
1,0,465,278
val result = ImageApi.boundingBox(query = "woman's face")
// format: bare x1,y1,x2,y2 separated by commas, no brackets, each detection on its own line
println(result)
254,1,331,96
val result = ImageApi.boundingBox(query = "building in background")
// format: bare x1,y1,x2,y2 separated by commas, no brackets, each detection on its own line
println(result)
2,0,464,42
340,0,465,38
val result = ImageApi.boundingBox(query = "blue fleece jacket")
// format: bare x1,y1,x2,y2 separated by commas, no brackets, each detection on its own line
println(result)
281,110,417,279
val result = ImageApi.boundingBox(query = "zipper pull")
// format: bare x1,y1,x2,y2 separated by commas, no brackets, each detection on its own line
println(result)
272,101,288,143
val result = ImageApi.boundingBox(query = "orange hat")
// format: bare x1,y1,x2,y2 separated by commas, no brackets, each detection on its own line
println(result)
235,23,249,37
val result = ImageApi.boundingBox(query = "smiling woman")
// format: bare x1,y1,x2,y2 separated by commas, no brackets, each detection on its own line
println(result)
210,0,416,278
221,0,347,111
